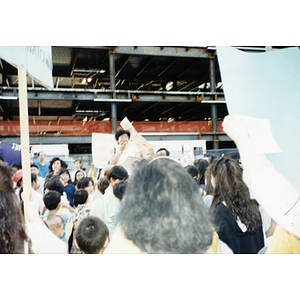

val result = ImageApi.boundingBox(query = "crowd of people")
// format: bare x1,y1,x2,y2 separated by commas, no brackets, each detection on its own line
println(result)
0,121,299,254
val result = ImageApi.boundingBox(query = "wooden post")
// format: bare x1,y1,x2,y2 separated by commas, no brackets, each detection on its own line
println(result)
18,66,32,222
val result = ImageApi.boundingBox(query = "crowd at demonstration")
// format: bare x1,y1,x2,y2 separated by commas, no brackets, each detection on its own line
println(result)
0,115,299,254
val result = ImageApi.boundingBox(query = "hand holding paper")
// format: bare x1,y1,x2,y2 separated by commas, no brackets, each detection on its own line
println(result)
222,115,248,142
222,115,282,154
120,117,154,157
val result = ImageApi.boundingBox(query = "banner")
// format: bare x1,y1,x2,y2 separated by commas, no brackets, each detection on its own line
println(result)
0,141,25,166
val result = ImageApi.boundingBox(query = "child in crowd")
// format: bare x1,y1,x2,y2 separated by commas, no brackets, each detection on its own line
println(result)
74,216,109,254
76,177,95,202
41,190,77,242
71,189,91,253
73,189,91,227
43,214,64,239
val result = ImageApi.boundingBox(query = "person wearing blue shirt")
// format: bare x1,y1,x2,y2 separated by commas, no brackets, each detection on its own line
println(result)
35,151,50,178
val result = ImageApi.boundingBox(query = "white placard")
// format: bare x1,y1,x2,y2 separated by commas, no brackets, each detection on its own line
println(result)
0,46,53,89
92,133,116,168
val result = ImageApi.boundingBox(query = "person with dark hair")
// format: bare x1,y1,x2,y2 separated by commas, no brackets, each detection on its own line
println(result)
73,189,89,207
197,158,210,193
101,165,128,238
44,176,64,194
73,189,91,228
0,155,3,162
97,177,110,195
11,161,22,173
72,169,85,186
59,168,76,207
113,180,129,228
43,176,68,215
41,190,77,243
109,129,140,165
222,115,300,253
70,189,91,254
35,151,50,178
224,150,240,161
45,157,68,180
12,169,23,199
76,176,95,200
203,153,217,164
71,159,86,182
31,163,45,196
209,156,264,253
90,177,109,222
202,166,214,209
185,165,200,185
156,148,170,157
0,162,67,253
0,163,33,253
105,157,230,254
74,216,109,254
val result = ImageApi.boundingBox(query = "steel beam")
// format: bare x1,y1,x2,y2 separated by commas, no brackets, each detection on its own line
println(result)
109,49,117,133
0,87,225,103
0,132,231,144
210,56,219,149
73,46,213,59
114,46,213,59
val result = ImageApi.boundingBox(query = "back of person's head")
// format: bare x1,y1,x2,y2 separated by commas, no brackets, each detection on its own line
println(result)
18,173,38,201
77,177,93,189
113,180,129,201
115,129,130,141
73,189,89,207
119,157,214,254
107,165,128,182
224,150,240,161
156,148,170,157
209,156,261,233
197,159,210,185
203,153,217,164
185,165,199,185
97,177,110,195
43,214,64,237
11,162,22,170
204,167,214,196
0,163,32,253
43,190,61,210
0,155,3,162
44,178,64,195
75,216,109,254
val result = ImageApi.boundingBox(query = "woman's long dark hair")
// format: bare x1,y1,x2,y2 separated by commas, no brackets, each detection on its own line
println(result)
0,163,33,253
210,156,261,233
